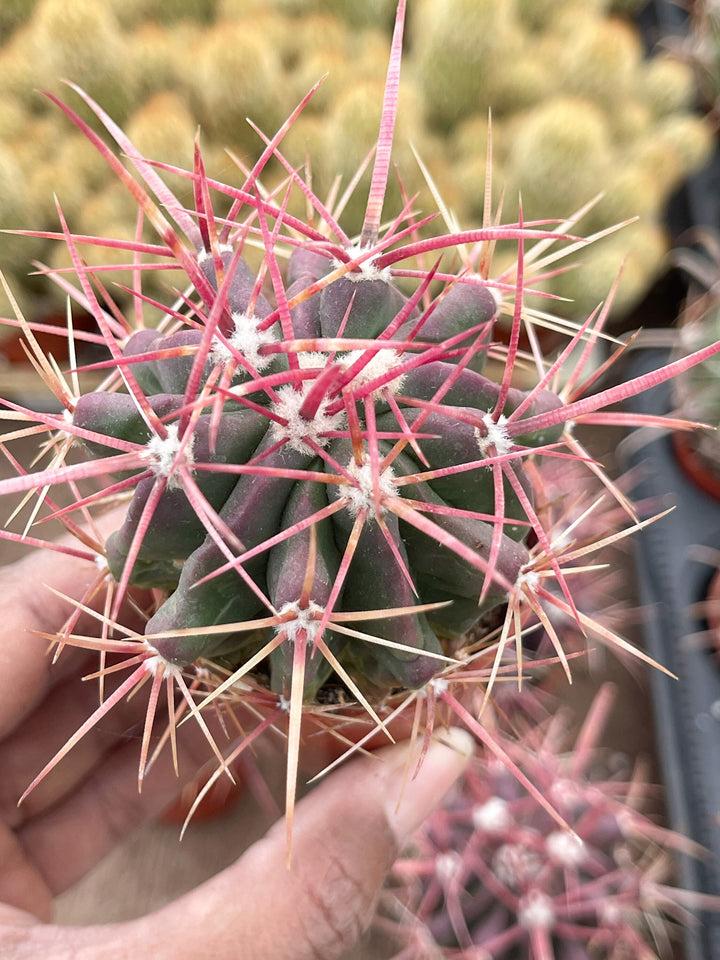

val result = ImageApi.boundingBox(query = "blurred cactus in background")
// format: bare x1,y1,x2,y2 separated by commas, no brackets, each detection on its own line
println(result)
0,0,713,324
382,684,720,959
668,1,720,127
520,455,633,670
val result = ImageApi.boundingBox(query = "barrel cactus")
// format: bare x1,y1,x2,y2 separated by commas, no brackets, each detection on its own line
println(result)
383,684,720,959
2,1,719,833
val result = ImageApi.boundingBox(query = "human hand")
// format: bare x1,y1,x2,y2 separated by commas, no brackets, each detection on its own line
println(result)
0,545,472,959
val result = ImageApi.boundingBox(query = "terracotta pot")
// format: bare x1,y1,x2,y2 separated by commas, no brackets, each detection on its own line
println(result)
0,307,96,365
160,696,421,824
162,769,244,824
672,431,720,502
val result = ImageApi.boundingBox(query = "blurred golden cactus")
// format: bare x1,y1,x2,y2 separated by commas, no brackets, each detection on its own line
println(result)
0,0,713,326
29,0,133,119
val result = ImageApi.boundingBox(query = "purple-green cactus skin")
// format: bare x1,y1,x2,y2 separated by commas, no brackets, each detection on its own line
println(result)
70,242,561,695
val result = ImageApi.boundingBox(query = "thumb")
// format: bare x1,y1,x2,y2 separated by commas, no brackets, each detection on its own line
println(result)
2,728,473,960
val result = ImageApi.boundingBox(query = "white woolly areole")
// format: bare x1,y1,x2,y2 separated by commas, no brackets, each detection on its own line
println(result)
270,382,346,454
546,830,585,866
418,676,449,700
277,600,323,644
211,311,277,372
197,243,233,265
142,424,193,489
599,901,623,926
472,796,512,834
342,455,396,520
492,843,542,889
475,411,513,458
435,850,462,885
550,778,584,812
518,891,555,930
482,276,504,314
342,348,406,396
429,676,449,696
516,568,540,593
144,653,183,680
298,351,329,370
333,244,391,283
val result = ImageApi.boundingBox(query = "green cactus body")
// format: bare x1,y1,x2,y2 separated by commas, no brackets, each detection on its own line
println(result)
392,449,529,639
145,434,314,667
105,408,269,569
56,202,571,696
73,392,184,459
326,460,445,692
266,470,342,698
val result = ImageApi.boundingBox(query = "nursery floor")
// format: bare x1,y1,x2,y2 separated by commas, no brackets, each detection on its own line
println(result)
0,421,681,959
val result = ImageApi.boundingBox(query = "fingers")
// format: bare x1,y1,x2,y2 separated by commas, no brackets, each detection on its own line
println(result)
13,732,229,901
1,645,178,827
0,507,145,741
0,729,473,960
0,825,52,924
7,700,255,902
0,549,102,739
0,650,124,826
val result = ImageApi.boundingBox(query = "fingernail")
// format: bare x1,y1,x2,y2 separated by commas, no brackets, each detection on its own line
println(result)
380,727,475,843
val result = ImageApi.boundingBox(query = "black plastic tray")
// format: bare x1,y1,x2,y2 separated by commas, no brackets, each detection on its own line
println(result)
621,348,720,960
